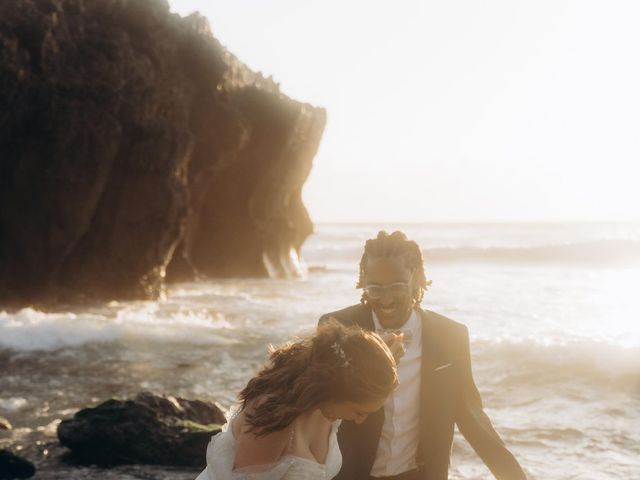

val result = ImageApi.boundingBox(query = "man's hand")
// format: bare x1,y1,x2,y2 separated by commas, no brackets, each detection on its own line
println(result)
380,332,406,363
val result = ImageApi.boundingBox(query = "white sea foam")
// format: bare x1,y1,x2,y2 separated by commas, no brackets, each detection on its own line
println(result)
0,308,120,351
0,304,239,352
473,337,640,381
0,397,28,412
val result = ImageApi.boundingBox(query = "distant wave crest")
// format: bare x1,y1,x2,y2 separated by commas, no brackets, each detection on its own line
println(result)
473,337,640,390
305,238,640,265
427,239,640,264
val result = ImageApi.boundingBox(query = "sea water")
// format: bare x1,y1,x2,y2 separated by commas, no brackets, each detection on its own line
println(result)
1,223,639,479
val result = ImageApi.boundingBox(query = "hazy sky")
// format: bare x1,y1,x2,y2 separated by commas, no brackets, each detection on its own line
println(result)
169,1,640,222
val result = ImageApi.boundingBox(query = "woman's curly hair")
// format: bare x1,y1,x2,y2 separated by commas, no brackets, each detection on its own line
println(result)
238,319,397,435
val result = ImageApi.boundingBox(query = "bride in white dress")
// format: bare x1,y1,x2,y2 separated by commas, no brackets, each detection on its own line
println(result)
195,319,398,480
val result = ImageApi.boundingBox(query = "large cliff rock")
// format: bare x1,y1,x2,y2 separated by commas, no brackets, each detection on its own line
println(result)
0,0,325,305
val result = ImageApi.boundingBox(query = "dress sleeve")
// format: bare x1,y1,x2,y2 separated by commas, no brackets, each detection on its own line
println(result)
200,430,297,480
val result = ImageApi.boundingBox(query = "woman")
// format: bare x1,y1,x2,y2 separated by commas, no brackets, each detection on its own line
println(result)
196,319,398,480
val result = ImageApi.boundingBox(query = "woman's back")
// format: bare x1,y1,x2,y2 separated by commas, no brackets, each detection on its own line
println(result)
195,407,342,480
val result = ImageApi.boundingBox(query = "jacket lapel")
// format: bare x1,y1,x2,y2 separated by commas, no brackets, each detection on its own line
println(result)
354,303,375,331
418,309,456,469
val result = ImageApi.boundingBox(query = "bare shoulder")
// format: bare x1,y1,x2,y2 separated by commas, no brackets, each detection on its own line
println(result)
232,403,291,470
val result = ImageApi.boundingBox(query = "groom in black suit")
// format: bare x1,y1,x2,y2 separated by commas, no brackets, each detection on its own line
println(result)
320,231,527,480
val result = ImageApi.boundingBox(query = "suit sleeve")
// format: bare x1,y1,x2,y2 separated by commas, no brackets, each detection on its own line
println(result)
454,326,528,480
318,312,356,328
318,313,334,327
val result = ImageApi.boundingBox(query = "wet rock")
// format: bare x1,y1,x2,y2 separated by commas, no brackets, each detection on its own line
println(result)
0,417,11,430
57,392,225,467
0,0,325,306
0,449,35,479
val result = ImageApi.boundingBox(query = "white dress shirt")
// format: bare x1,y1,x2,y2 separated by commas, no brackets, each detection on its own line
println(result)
371,309,422,477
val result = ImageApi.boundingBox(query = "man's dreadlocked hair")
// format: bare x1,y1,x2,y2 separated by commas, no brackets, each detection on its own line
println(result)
356,230,431,306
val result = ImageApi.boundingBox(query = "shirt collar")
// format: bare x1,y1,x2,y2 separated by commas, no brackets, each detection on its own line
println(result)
372,308,418,334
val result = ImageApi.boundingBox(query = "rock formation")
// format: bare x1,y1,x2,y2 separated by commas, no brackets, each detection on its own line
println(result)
0,0,325,305
0,449,35,479
57,392,225,466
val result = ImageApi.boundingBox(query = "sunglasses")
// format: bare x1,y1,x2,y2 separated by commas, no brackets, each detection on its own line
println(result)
362,282,410,300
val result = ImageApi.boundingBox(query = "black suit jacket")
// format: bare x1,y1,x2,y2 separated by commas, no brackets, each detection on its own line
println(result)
320,304,526,480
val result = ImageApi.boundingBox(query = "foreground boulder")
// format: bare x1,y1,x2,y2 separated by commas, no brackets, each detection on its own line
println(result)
57,392,225,467
0,0,325,305
0,450,35,479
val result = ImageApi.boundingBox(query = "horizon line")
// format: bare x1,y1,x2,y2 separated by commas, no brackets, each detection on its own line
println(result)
311,219,640,225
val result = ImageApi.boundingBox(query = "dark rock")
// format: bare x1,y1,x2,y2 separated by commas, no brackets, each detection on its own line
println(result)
57,392,225,467
0,0,325,305
169,64,324,280
0,417,11,430
0,449,35,479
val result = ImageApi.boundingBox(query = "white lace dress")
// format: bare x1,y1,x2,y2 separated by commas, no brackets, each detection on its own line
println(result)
195,417,342,480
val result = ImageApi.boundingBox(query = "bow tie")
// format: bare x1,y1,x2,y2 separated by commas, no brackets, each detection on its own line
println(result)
379,328,413,348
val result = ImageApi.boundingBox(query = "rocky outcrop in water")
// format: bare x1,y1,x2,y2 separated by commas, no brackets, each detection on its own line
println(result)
0,449,35,479
57,392,225,467
0,0,325,305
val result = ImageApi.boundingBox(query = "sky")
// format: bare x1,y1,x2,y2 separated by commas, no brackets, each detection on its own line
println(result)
169,1,640,223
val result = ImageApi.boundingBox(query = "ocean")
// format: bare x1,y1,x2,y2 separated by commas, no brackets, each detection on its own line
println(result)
1,222,639,479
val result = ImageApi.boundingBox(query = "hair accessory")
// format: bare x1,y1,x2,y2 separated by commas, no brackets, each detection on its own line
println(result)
331,341,350,367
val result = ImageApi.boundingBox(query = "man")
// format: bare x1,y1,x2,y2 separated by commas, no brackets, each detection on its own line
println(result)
320,231,527,480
